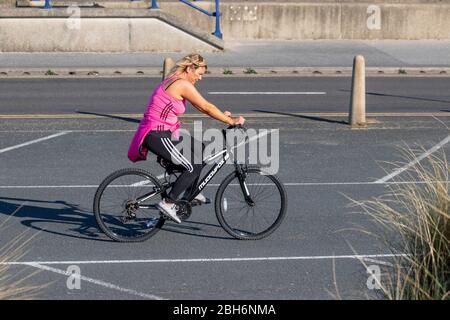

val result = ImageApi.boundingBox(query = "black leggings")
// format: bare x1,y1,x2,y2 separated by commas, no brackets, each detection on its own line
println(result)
144,131,205,201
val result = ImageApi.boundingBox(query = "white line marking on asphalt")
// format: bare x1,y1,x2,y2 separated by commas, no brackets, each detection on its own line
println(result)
360,257,394,267
375,134,450,183
0,131,71,154
26,263,164,300
208,92,326,95
3,254,406,266
0,180,449,189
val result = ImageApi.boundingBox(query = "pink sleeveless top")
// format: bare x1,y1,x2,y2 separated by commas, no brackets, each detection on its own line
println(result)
128,77,186,162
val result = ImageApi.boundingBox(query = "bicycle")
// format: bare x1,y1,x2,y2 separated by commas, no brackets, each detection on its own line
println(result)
93,125,287,242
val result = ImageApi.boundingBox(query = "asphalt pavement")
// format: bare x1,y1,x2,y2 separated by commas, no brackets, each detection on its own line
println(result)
1,67,450,300
1,77,450,115
1,111,450,299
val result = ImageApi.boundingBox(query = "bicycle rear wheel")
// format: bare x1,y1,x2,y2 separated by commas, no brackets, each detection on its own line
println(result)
215,165,287,240
93,168,165,242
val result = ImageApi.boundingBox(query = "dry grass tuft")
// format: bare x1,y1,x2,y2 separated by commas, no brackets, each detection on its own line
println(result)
350,147,450,300
0,212,48,299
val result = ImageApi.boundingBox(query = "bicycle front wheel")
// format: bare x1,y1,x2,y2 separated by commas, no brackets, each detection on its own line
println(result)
215,166,287,240
93,168,165,242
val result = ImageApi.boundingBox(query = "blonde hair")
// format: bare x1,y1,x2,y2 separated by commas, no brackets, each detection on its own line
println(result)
170,53,207,75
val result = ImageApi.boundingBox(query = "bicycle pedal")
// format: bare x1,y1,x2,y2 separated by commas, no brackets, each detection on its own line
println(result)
191,198,211,206
190,200,201,207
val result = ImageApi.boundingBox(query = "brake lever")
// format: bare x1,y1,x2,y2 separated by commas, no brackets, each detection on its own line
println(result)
226,124,247,131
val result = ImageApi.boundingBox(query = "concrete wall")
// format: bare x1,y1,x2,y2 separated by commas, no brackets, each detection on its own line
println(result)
0,0,15,8
157,2,450,40
1,2,449,52
0,17,219,52
341,4,450,40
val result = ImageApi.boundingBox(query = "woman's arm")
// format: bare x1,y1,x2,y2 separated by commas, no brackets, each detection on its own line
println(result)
179,81,245,126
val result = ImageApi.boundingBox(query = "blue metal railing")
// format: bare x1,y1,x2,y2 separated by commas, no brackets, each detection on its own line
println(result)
34,0,51,9
34,0,223,39
151,0,222,39
150,0,159,9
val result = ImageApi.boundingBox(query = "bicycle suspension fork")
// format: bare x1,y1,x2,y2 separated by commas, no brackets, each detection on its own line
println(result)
235,163,255,206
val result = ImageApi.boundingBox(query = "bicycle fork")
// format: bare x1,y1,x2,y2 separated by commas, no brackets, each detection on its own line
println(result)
235,164,255,206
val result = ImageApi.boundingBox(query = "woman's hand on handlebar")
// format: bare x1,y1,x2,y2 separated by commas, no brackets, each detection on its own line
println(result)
231,116,245,126
223,110,245,126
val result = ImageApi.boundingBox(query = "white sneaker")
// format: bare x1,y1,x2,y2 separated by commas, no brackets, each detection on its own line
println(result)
156,199,181,224
194,193,211,204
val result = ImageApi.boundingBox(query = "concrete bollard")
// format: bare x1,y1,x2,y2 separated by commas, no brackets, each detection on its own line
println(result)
349,55,367,128
162,57,175,80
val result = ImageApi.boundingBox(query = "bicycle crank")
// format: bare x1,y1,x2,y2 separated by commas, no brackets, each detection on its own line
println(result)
175,200,192,221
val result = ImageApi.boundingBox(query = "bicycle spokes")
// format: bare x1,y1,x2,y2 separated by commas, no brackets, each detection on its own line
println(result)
94,168,166,242
215,166,287,240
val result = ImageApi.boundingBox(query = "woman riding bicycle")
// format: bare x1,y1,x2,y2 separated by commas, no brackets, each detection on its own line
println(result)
128,53,245,224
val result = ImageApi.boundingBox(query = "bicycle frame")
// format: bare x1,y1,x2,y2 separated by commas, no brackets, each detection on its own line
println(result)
135,127,254,207
189,148,255,206
187,145,230,202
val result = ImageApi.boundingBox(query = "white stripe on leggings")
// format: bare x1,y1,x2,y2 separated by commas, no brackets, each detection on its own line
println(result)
160,138,190,172
164,138,194,173
161,138,193,173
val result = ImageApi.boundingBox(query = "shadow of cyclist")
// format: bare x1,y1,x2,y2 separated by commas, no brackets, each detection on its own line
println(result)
0,196,109,242
162,219,235,240
0,196,236,241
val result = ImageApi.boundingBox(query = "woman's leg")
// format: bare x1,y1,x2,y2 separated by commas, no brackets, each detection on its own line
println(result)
166,135,205,201
144,132,205,201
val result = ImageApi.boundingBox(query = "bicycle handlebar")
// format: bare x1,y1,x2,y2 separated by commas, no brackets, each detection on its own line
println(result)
226,124,247,131
222,125,248,145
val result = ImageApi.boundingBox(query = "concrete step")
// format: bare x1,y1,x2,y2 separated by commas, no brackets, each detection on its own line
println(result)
0,7,224,51
13,1,224,50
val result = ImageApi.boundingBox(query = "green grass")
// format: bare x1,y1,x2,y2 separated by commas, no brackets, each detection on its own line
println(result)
45,70,57,76
243,67,257,75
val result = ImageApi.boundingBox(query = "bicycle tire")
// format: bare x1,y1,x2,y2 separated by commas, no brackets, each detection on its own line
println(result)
93,168,165,242
215,165,287,240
